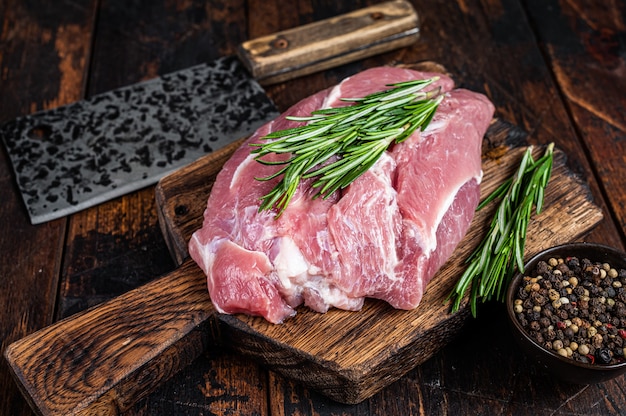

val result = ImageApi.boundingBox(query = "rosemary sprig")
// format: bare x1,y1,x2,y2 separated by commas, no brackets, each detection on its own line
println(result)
448,143,555,317
251,78,444,216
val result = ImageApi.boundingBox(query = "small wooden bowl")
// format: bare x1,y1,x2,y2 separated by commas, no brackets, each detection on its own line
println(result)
506,242,626,384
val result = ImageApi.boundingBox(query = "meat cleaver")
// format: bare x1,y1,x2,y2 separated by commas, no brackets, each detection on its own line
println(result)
0,0,420,225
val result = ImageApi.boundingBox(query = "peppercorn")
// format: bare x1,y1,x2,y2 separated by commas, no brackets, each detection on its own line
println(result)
589,266,601,279
557,263,570,274
596,348,612,364
592,333,604,348
536,261,550,275
567,257,580,269
531,292,546,306
523,298,534,310
518,286,529,300
548,289,560,302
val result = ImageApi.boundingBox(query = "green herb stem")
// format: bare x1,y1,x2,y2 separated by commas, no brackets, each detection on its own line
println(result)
448,143,555,317
251,78,444,217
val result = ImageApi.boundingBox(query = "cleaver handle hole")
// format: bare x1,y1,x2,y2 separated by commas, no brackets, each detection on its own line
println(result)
28,125,53,140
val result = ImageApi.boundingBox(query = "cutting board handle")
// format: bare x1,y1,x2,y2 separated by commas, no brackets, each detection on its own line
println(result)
4,260,217,416
238,0,420,85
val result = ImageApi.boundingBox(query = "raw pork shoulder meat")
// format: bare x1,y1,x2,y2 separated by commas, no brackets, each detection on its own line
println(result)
189,66,495,323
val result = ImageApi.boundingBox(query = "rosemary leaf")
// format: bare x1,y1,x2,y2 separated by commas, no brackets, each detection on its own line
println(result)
252,78,444,217
448,143,555,317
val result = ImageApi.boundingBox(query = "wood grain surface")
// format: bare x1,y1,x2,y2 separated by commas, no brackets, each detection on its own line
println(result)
1,1,625,415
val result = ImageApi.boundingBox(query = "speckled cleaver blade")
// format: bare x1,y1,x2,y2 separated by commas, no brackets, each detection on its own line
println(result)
1,1,422,224
0,56,279,224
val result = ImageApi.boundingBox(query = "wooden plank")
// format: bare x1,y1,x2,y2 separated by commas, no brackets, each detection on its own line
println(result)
390,0,623,251
5,260,219,416
53,0,270,414
85,0,247,94
523,0,626,243
0,1,97,415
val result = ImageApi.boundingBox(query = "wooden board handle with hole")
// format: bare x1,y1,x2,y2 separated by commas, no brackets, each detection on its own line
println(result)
238,0,420,85
4,260,218,416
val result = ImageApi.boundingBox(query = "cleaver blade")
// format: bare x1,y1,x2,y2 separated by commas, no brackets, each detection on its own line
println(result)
1,0,420,224
2,57,276,225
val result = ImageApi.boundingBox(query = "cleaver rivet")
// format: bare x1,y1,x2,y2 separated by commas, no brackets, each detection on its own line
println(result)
272,37,289,50
370,11,384,20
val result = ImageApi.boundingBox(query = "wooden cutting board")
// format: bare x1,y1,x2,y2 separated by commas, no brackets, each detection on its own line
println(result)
5,119,603,414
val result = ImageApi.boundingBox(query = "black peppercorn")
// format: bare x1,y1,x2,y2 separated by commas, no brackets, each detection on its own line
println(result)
557,263,570,274
518,286,529,300
536,261,550,275
596,348,613,364
567,257,580,269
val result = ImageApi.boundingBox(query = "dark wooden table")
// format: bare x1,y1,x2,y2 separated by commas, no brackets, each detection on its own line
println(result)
1,1,625,415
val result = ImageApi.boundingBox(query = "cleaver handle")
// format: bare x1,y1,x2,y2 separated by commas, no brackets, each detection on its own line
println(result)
238,0,420,85
4,260,219,416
